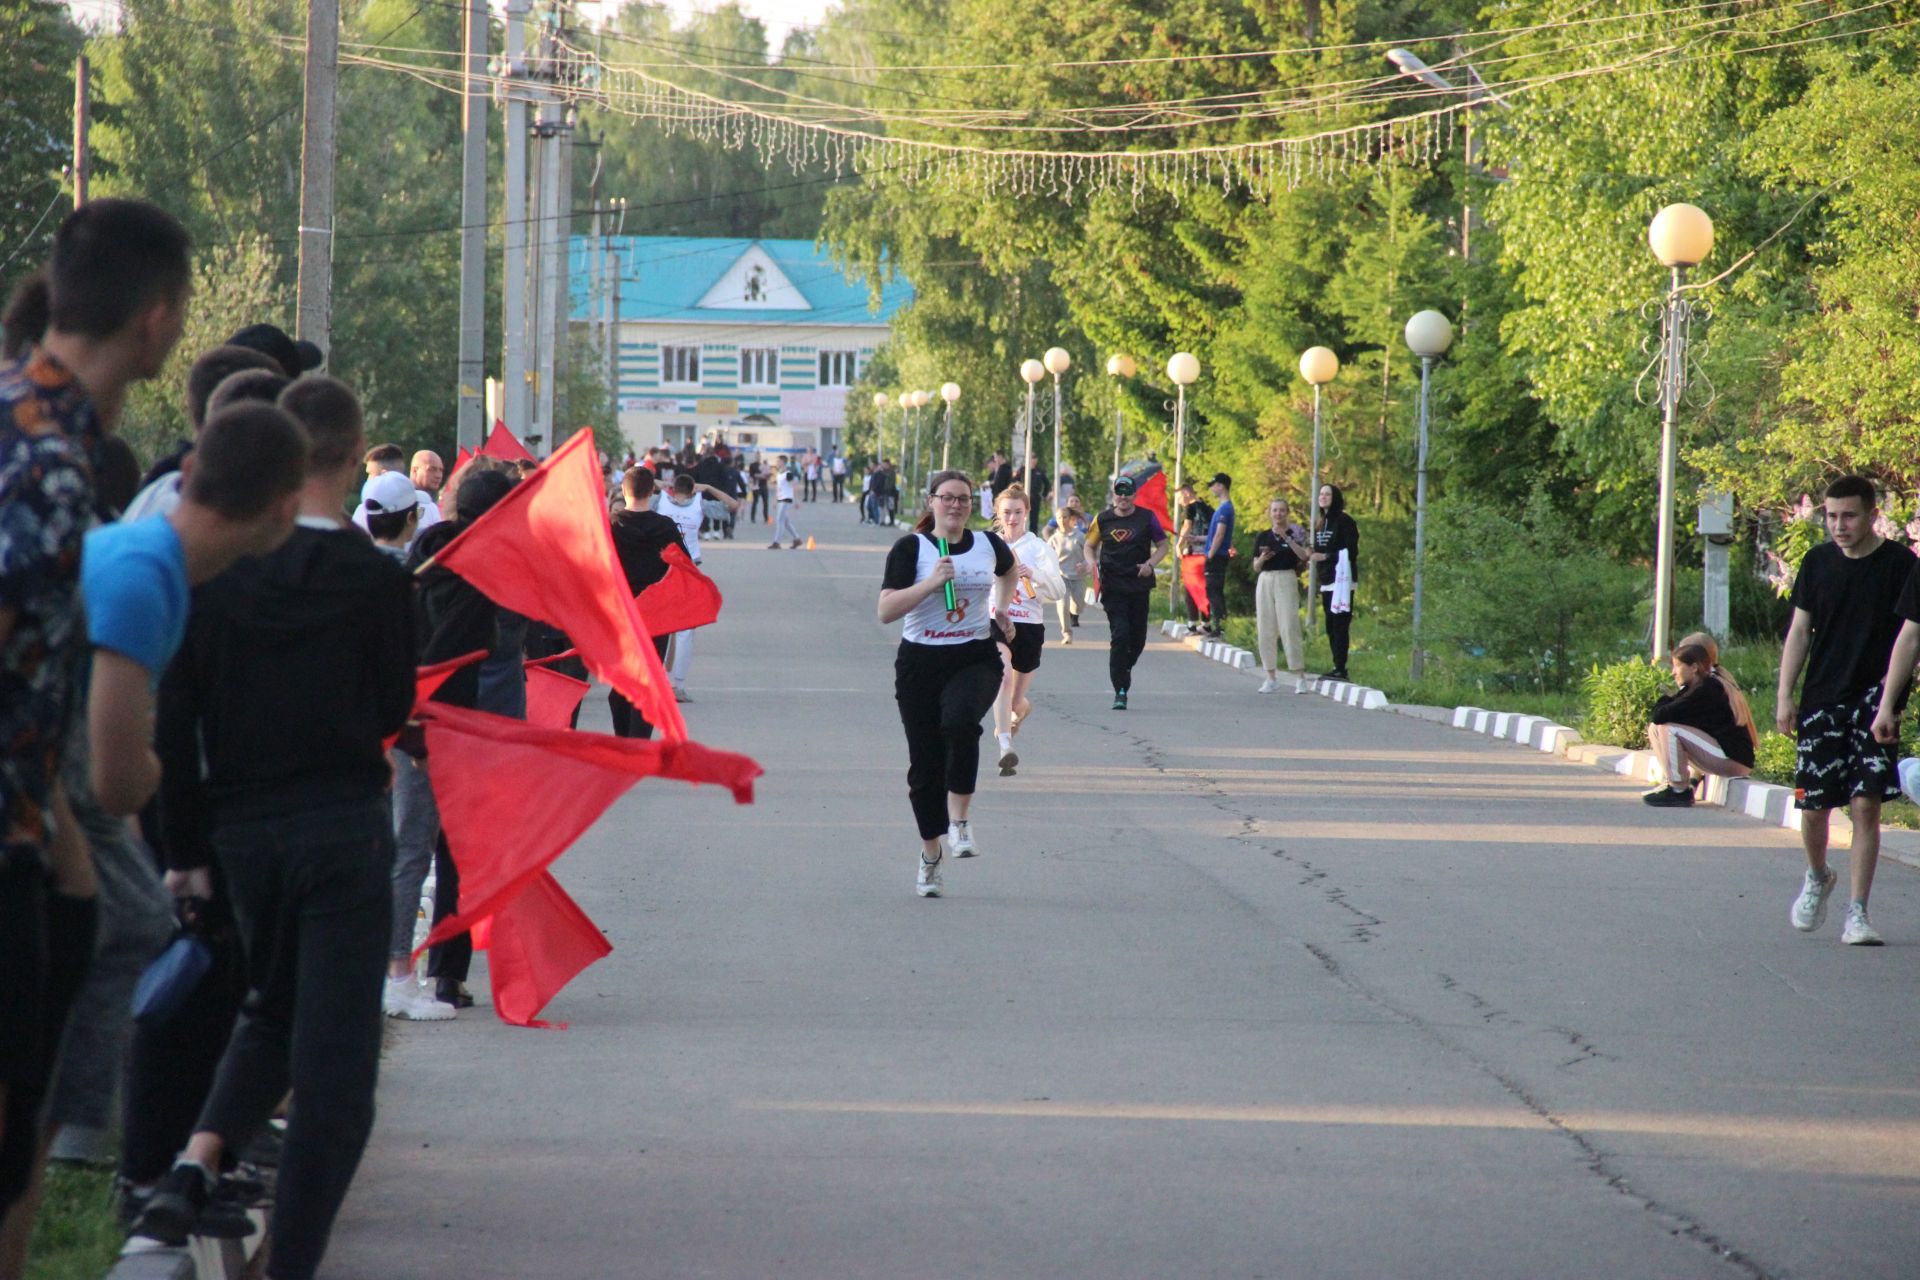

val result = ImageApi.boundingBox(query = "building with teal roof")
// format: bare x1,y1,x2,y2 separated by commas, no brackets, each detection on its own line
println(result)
570,236,913,458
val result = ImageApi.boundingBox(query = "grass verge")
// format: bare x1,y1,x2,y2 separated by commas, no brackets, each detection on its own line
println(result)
27,1162,122,1280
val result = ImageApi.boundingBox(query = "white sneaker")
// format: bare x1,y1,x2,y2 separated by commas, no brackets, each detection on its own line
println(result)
383,975,455,1021
1293,675,1312,695
948,819,976,857
1842,902,1884,946
1790,868,1836,932
996,735,1018,777
1899,758,1920,806
916,852,944,897
1257,678,1277,694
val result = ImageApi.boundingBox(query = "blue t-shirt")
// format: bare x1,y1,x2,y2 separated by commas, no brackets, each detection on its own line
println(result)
1206,499,1235,559
82,516,189,683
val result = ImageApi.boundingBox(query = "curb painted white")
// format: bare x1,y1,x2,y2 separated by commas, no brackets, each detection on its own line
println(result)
1161,620,1388,706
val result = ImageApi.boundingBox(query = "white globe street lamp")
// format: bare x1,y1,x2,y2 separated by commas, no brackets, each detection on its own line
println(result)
1018,359,1046,492
1403,311,1455,681
1166,353,1201,618
1106,354,1136,482
939,382,960,470
1646,202,1714,659
1043,348,1072,516
1298,346,1340,631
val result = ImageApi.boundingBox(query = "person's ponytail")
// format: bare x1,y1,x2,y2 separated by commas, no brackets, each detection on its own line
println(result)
1,269,52,358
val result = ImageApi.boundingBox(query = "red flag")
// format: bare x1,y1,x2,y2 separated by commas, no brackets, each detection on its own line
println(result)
1136,470,1173,539
454,445,475,470
641,543,723,634
1179,554,1210,618
424,431,686,740
416,650,487,706
417,702,759,953
481,422,534,462
483,871,611,1028
524,664,589,730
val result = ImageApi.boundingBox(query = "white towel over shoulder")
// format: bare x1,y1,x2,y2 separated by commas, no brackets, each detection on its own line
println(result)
1330,548,1353,614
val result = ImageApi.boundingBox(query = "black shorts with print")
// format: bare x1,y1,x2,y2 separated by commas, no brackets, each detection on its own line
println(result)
1795,684,1900,811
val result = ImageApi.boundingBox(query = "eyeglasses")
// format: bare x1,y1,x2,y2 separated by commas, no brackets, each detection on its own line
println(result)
932,492,973,504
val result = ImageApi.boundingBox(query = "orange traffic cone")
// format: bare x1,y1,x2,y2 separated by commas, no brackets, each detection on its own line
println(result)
805,536,816,551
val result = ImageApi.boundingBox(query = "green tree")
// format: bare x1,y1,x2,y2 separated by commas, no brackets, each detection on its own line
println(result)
0,1,82,284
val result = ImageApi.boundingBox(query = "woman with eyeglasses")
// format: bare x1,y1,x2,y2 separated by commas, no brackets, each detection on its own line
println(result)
877,470,1018,897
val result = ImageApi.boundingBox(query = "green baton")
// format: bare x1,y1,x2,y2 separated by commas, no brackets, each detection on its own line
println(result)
938,537,956,611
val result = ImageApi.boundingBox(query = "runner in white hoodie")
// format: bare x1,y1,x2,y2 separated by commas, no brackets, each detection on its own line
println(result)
990,485,1066,777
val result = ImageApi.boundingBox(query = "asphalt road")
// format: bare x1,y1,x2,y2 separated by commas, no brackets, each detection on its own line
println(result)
328,498,1920,1280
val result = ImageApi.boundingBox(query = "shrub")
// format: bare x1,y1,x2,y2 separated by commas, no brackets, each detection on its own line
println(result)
1582,656,1670,749
1752,731,1796,785
1424,487,1645,689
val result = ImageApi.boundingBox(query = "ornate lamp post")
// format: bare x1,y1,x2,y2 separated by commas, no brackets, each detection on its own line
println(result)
939,382,960,471
1105,353,1136,482
1018,358,1045,493
1298,346,1340,630
1403,310,1455,681
1166,351,1200,617
1044,347,1071,517
1642,202,1715,660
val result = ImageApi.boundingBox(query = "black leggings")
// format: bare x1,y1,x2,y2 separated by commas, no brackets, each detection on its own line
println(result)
894,642,1002,841
1103,590,1152,692
0,885,95,1214
1323,595,1353,671
751,487,769,522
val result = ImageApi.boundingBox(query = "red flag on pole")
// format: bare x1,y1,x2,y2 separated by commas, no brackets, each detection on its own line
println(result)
424,430,686,740
641,543,724,634
417,702,759,954
524,664,589,730
454,445,475,470
481,422,535,462
1179,554,1210,618
1136,470,1173,540
481,871,611,1028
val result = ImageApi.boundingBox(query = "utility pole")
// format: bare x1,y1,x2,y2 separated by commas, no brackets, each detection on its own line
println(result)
71,55,90,206
606,243,620,422
455,0,488,450
533,95,562,453
550,94,574,452
502,0,531,441
296,0,340,358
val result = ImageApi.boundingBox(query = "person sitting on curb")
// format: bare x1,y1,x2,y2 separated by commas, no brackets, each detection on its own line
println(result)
1643,633,1757,807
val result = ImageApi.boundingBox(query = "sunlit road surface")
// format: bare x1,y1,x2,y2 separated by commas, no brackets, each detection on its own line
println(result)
332,500,1920,1280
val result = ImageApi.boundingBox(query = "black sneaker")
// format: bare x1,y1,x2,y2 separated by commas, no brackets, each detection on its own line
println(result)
1642,786,1695,807
239,1125,283,1170
436,979,475,1009
1111,689,1128,711
133,1163,254,1244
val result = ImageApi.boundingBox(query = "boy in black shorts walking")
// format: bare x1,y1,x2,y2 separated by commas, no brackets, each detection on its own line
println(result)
1778,475,1912,945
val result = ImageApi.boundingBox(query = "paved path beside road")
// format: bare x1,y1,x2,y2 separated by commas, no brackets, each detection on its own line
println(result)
330,499,1920,1279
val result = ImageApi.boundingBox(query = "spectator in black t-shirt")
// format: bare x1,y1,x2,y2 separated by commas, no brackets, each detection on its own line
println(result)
608,467,687,739
1778,475,1913,946
1252,497,1311,692
1642,633,1756,807
1310,484,1361,681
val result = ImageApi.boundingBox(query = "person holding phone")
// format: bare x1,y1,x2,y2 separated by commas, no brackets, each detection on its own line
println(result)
1252,497,1311,693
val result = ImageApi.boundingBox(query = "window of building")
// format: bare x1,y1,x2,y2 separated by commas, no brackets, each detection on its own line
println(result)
740,347,778,387
661,345,701,385
817,349,856,387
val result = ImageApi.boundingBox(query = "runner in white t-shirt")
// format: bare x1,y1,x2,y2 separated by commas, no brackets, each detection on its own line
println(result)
988,485,1065,776
656,473,738,700
878,469,1018,896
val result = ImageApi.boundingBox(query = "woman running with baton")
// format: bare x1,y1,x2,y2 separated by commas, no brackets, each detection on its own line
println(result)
878,470,1018,897
990,485,1065,776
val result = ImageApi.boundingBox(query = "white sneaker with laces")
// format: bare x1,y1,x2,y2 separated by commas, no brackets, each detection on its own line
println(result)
996,735,1018,777
1257,678,1277,694
1790,868,1836,932
948,819,976,857
383,975,455,1021
916,852,944,897
1842,902,1884,946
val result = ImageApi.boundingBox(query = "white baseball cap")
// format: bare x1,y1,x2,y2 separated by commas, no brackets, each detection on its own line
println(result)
361,470,421,515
